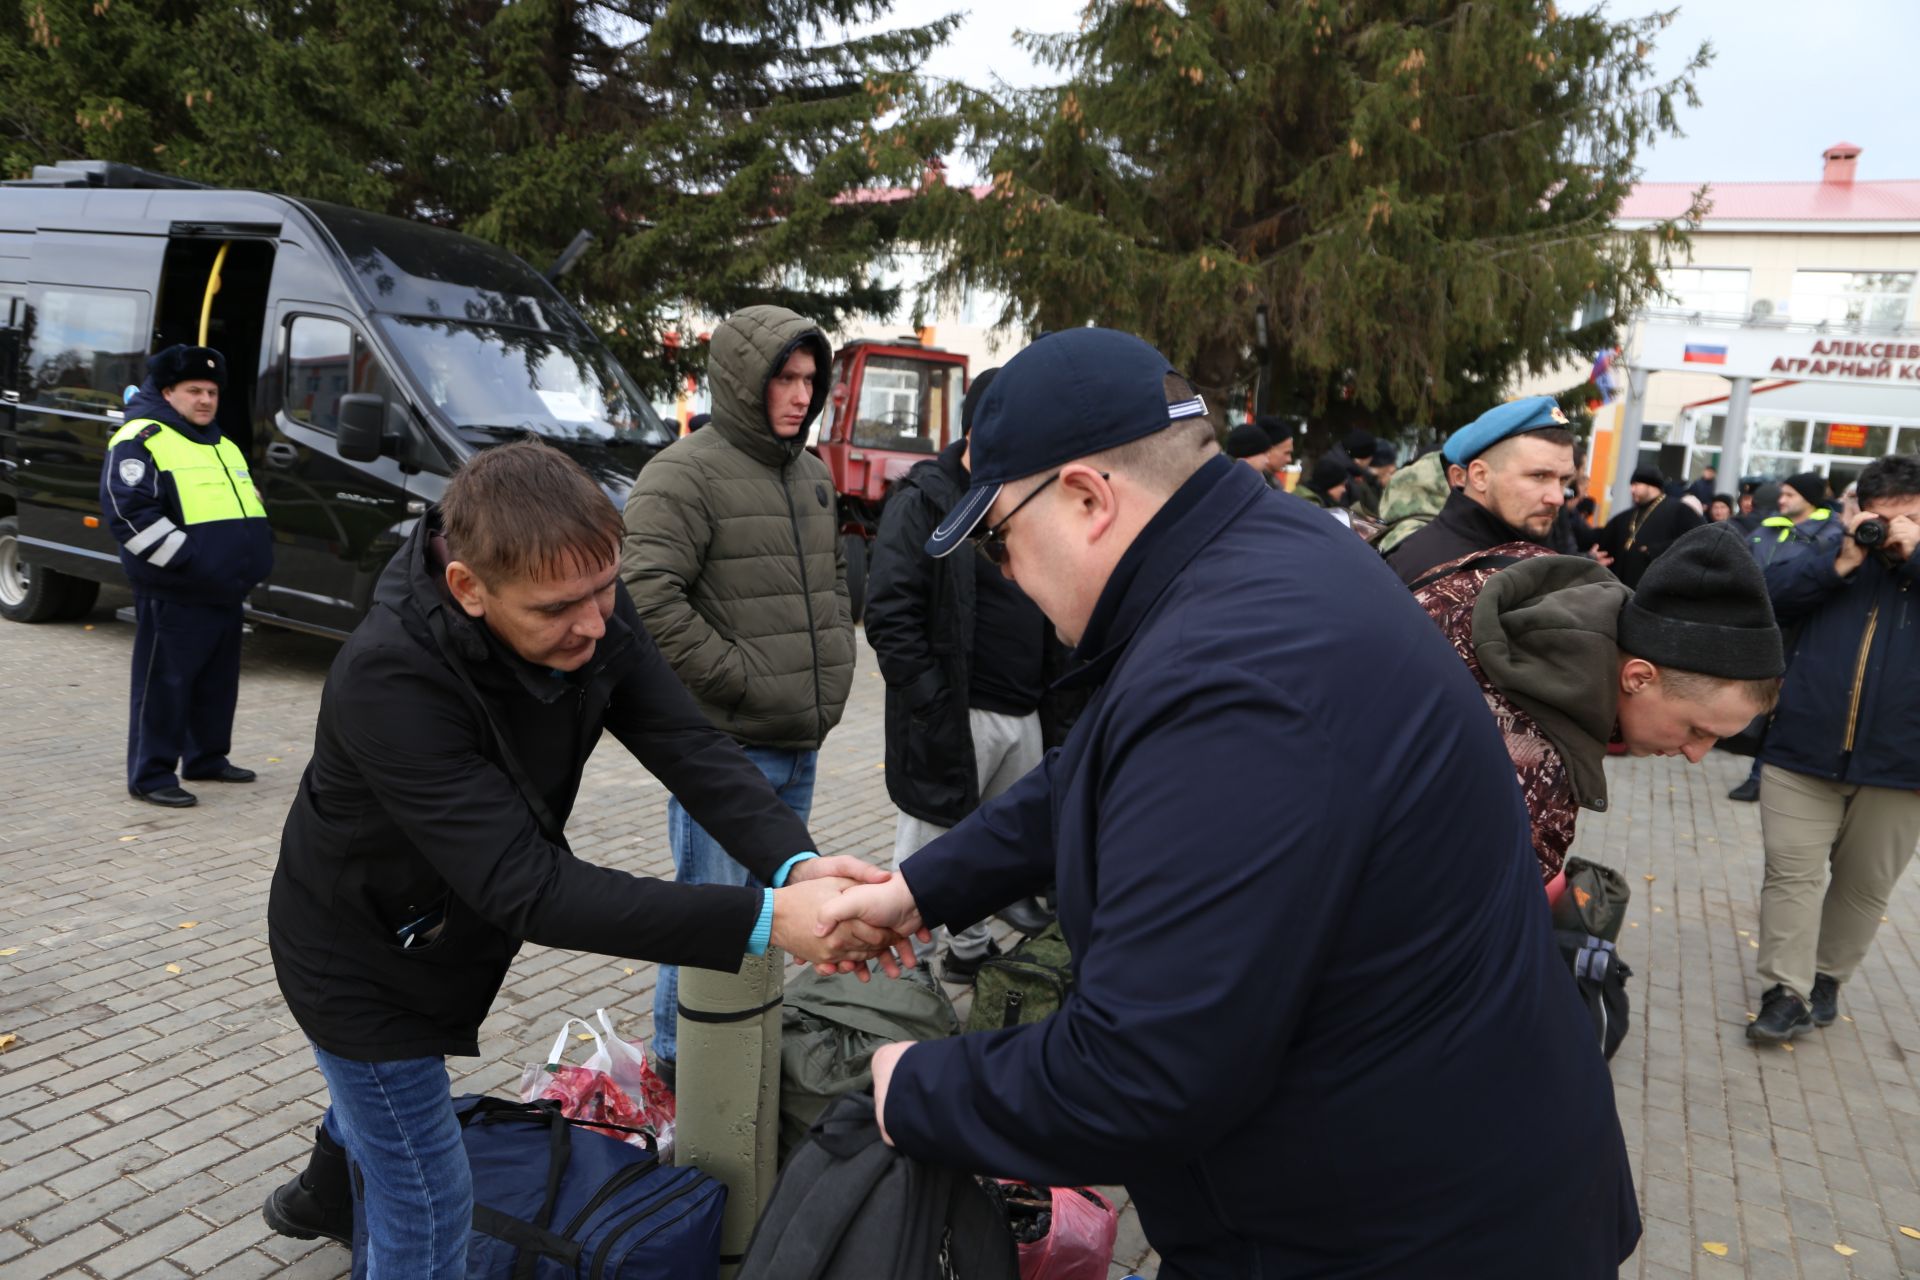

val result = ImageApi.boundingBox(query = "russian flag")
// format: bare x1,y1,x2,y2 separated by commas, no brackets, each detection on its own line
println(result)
1683,343,1728,365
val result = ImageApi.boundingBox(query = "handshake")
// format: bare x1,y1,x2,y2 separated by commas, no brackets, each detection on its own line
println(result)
767,857,930,982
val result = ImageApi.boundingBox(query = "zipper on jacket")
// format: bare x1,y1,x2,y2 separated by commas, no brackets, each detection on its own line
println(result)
1842,602,1881,753
781,459,826,740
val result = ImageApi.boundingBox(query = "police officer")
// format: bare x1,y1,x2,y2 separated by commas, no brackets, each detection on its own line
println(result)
100,345,273,807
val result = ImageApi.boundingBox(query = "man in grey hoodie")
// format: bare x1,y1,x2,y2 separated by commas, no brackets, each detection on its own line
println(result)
1411,524,1784,886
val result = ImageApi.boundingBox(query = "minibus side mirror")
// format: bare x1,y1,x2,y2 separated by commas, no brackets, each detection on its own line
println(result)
337,394,390,462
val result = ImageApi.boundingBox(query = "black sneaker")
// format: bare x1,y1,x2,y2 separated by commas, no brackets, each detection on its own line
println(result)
1747,984,1814,1044
1728,777,1761,803
940,939,1003,986
1810,974,1840,1027
262,1125,352,1246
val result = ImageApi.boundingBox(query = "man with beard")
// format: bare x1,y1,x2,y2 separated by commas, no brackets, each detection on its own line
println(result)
1384,397,1576,586
1596,466,1706,589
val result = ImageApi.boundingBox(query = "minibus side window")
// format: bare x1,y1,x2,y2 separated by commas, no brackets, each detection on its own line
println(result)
286,316,399,433
26,288,144,416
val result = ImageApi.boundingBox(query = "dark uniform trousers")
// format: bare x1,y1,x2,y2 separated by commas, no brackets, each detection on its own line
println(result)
128,594,243,794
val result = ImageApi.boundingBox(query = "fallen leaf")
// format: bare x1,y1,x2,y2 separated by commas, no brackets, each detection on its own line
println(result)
1701,1241,1728,1257
1750,939,1759,948
0,1033,15,1051
83,624,94,631
1644,874,1656,882
119,836,137,843
1629,921,1640,928
164,963,181,974
576,1032,593,1042
1782,1042,1794,1052
1899,1225,1920,1239
1737,930,1749,937
1654,906,1664,914
176,921,198,929
623,968,635,977
1747,1012,1757,1021
1835,1243,1856,1256
268,757,282,763
0,948,17,957
1843,1015,1854,1023
1883,916,1891,923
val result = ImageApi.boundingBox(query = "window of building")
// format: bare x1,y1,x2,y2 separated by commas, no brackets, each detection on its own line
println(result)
1658,268,1751,320
285,315,398,433
1788,270,1914,330
25,287,145,415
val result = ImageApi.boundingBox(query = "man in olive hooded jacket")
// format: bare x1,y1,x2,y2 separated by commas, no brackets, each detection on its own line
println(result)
621,305,856,1073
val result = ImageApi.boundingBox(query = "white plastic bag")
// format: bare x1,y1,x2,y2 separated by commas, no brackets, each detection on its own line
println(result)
516,1010,675,1158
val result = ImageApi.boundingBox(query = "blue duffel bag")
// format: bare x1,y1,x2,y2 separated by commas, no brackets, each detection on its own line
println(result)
456,1094,726,1279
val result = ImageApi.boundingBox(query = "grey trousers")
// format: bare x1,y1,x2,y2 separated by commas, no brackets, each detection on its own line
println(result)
893,707,1044,962
1755,764,1920,1002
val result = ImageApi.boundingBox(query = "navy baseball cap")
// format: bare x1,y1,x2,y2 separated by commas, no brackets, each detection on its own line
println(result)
925,329,1209,557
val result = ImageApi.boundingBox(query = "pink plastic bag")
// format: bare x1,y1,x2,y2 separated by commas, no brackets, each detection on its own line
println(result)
994,1182,1119,1280
517,1010,676,1157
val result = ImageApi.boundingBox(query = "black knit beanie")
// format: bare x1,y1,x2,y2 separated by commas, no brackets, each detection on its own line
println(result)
1615,524,1784,679
1226,423,1271,459
1309,456,1349,494
1781,470,1829,508
1630,464,1666,488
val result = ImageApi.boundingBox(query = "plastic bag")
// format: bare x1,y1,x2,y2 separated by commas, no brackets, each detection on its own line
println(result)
517,1009,676,1158
986,1181,1119,1280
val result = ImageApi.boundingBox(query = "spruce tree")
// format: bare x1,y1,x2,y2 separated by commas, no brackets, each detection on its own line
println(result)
0,0,959,389
910,0,1709,438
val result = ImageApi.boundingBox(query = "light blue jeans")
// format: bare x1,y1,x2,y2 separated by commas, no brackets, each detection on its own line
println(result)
311,1045,470,1280
651,746,816,1065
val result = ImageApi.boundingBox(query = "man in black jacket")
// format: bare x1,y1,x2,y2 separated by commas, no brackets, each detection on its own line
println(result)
1384,396,1577,585
1595,466,1706,588
263,440,904,1272
866,370,1065,982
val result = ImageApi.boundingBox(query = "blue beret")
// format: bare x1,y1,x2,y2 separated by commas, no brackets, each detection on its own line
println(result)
1442,396,1570,466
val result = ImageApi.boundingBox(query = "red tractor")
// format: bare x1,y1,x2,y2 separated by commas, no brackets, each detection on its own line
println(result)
811,336,969,621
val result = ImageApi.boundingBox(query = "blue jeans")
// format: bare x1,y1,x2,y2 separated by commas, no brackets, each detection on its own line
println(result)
651,746,816,1065
312,1045,471,1280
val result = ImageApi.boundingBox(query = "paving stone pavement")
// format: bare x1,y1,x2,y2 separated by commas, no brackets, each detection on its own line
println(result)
4,587,1920,1277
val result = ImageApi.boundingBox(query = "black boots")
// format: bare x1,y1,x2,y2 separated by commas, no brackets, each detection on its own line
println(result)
1810,973,1841,1027
262,1124,353,1246
1747,984,1815,1044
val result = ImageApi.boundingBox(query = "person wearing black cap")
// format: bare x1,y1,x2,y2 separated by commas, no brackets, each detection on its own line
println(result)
864,367,1070,981
1224,422,1276,482
1254,413,1297,479
1369,441,1399,491
1411,523,1782,887
1293,454,1349,509
1333,426,1382,518
813,327,1641,1278
1776,470,1832,525
99,345,273,807
1594,465,1704,588
1747,453,1920,1042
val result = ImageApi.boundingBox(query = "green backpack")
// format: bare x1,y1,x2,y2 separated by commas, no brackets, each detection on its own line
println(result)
964,922,1074,1033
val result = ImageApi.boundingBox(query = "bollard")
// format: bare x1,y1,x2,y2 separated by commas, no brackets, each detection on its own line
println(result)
675,950,784,1279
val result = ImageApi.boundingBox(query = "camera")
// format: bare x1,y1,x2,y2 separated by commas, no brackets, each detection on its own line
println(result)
1853,517,1888,549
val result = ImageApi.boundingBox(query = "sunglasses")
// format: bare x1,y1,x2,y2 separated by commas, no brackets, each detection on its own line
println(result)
971,470,1108,565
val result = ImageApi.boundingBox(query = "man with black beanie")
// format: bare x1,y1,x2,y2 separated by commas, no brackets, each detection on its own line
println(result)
865,366,1069,981
1776,471,1831,525
1226,423,1276,482
1293,455,1350,510
1748,453,1920,1042
1255,414,1297,479
1411,523,1782,885
1595,465,1704,588
100,345,273,807
1333,427,1383,518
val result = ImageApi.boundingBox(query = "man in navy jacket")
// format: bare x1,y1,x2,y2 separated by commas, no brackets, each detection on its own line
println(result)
99,345,273,806
1748,453,1920,1042
817,329,1640,1278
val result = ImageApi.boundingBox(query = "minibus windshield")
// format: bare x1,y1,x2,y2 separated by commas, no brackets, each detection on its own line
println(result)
379,317,673,446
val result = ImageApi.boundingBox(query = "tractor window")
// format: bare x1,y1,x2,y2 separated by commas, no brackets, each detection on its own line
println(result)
851,357,962,454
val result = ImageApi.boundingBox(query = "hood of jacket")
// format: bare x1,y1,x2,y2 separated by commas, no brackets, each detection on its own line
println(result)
1471,555,1633,810
125,378,220,446
707,305,833,469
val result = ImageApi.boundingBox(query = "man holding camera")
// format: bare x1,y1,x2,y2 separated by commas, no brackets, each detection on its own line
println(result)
1748,454,1920,1043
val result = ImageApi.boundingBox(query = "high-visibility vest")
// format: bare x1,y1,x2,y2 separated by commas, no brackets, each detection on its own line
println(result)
1756,510,1831,544
109,418,267,524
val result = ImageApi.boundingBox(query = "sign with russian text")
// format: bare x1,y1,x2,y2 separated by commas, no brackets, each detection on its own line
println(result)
1638,321,1920,390
1826,423,1869,449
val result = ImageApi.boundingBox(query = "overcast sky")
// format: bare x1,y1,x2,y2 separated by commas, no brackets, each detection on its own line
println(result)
912,0,1920,186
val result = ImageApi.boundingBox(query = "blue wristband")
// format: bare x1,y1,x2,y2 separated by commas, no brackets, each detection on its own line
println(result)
747,890,776,957
747,852,819,956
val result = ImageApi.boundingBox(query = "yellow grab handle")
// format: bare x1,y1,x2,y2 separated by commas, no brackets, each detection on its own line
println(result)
198,241,231,346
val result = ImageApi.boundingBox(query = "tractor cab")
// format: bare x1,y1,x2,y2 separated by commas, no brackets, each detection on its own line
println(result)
811,336,968,619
